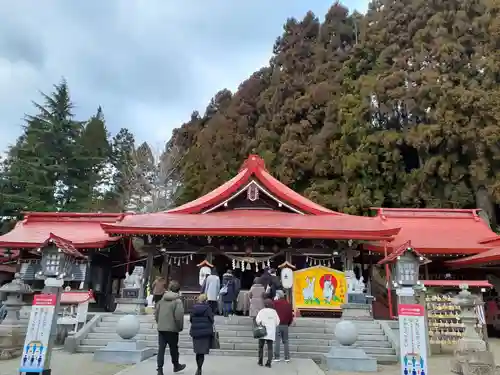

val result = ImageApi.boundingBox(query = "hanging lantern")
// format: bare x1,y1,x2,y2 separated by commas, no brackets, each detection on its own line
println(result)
177,258,181,266
168,257,172,265
246,262,251,270
255,262,259,272
190,254,193,260
232,259,236,270
241,261,245,271
267,260,270,268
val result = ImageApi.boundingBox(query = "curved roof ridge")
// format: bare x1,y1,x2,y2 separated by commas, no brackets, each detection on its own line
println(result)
167,154,334,215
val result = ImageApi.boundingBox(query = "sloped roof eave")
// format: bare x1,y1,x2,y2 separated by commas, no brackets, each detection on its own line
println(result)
165,155,335,215
445,247,500,268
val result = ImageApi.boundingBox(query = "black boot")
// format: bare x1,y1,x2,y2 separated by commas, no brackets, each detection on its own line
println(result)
265,361,272,368
195,369,201,375
157,368,164,375
173,364,186,373
258,358,263,366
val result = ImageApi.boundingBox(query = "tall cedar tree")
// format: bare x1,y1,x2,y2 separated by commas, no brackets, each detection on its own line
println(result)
3,80,114,213
166,0,500,228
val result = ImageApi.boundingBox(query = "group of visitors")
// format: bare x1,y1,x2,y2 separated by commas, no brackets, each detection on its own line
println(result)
201,268,241,317
153,267,294,375
249,275,294,367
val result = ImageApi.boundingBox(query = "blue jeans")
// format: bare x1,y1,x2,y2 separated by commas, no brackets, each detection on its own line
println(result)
223,302,232,316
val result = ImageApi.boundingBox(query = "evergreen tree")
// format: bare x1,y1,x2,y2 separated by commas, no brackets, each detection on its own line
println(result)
68,106,111,211
105,128,136,211
2,80,114,213
166,0,500,227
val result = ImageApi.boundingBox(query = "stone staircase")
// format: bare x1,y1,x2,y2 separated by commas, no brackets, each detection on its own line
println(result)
74,314,398,364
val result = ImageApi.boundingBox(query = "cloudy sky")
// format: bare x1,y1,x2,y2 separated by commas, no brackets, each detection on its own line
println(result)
0,0,368,153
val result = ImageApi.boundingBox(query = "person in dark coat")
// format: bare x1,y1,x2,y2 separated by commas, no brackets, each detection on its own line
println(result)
221,270,237,317
261,268,281,299
190,294,214,375
260,268,271,290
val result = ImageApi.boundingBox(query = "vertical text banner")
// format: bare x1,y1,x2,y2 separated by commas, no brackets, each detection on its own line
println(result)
19,294,57,373
399,304,428,375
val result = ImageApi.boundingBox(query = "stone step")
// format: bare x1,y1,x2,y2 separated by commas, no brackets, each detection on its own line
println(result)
76,346,397,364
92,327,386,341
100,315,381,329
94,324,385,336
85,333,393,348
81,338,395,354
96,322,383,335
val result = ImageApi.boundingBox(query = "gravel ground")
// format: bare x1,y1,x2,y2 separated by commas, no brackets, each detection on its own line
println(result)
4,350,130,375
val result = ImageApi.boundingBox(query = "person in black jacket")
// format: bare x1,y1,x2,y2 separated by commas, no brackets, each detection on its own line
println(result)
221,270,237,317
190,294,214,375
263,268,281,299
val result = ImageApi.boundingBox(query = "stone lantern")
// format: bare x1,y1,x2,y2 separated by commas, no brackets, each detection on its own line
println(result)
392,248,422,287
385,245,429,305
37,240,76,280
451,284,494,375
0,273,33,359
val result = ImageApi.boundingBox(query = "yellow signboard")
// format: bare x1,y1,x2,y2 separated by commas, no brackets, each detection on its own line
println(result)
293,266,347,311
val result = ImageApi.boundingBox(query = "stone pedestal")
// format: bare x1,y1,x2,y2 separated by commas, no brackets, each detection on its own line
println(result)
0,324,26,360
93,340,155,364
114,298,146,315
323,320,377,372
451,285,494,375
0,273,32,360
324,347,378,372
94,314,154,364
341,303,373,320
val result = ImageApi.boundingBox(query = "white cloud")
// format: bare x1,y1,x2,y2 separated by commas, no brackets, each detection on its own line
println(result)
0,0,369,151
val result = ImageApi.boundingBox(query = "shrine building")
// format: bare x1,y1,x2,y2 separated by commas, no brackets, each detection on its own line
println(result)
0,155,498,318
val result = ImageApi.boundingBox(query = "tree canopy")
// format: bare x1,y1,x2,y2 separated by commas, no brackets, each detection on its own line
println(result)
1,0,500,231
166,0,500,229
0,80,179,215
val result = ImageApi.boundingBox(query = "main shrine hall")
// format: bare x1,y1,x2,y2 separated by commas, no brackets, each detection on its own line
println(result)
0,155,499,319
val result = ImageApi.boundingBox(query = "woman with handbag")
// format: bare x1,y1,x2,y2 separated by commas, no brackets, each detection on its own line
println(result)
255,299,280,368
190,294,215,375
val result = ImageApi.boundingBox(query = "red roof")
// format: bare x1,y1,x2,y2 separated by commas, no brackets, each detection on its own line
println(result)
421,280,492,288
366,208,496,255
445,247,500,268
167,155,336,215
35,233,87,259
102,209,400,240
0,212,123,249
60,290,95,304
377,241,430,265
479,235,500,246
0,264,16,273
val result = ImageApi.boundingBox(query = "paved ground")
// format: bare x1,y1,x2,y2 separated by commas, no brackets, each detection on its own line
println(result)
5,340,500,375
115,356,324,375
5,350,129,375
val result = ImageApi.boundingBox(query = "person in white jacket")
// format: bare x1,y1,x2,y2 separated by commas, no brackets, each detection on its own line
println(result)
255,299,280,367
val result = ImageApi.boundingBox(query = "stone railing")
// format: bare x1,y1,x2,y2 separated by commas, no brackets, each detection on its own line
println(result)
64,313,104,353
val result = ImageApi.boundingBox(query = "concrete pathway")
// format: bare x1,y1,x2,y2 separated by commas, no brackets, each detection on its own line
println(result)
116,355,324,375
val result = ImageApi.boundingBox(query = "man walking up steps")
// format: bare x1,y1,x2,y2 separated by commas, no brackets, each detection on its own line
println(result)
273,290,294,362
155,280,187,375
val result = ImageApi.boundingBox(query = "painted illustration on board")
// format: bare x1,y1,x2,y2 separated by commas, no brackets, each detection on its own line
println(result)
293,266,346,310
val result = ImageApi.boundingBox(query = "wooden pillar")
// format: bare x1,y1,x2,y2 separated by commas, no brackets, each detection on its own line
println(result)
144,248,155,297
285,250,293,303
162,254,169,281
384,242,394,319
